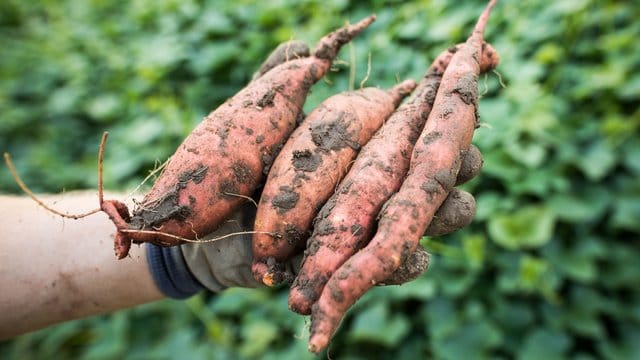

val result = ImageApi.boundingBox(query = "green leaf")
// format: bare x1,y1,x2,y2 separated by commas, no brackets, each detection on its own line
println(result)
550,0,590,13
475,191,517,221
504,137,548,169
85,93,121,121
80,314,127,359
565,309,605,338
494,300,535,330
548,188,609,223
348,302,410,347
544,236,606,284
432,320,502,360
195,9,235,35
239,319,279,358
597,326,640,360
519,256,549,289
189,42,241,75
559,251,598,283
534,42,565,64
425,297,460,341
610,196,640,231
622,138,640,175
519,328,571,360
482,150,524,183
488,205,556,250
463,233,486,269
576,139,617,181
388,275,437,301
618,74,640,100
210,288,270,314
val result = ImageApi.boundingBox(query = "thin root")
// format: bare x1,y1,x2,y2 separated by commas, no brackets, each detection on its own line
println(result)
222,192,258,208
480,73,489,97
119,229,277,243
322,75,334,85
98,131,108,205
359,52,372,89
493,69,507,88
348,42,356,90
326,342,334,360
126,157,171,199
293,316,309,340
477,121,493,129
3,152,101,219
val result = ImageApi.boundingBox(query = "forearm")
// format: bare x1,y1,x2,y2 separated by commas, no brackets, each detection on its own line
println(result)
0,192,165,340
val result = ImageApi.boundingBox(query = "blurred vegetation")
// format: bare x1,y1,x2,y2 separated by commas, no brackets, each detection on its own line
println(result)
1,0,639,358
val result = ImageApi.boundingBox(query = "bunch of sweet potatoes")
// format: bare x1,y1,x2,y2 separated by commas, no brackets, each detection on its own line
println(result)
98,15,378,259
244,1,500,353
8,1,501,353
304,0,499,352
103,1,497,352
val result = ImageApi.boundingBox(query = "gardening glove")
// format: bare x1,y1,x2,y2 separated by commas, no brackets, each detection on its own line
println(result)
379,144,483,285
146,199,298,297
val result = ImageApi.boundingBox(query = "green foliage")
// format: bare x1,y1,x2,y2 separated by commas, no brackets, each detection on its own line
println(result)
1,0,639,359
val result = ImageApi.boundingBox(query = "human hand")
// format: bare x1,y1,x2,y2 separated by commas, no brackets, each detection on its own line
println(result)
382,144,482,285
179,144,482,292
150,39,483,295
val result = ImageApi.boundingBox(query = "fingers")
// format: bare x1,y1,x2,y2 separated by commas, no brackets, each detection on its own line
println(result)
424,144,481,236
283,147,480,287
424,188,476,237
252,40,311,80
375,189,473,286
456,144,483,186
280,149,478,288
378,189,471,286
363,146,481,286
377,246,430,285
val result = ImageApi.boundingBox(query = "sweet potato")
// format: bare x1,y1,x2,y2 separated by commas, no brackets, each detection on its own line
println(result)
99,15,377,259
307,0,498,353
287,43,498,315
251,79,418,285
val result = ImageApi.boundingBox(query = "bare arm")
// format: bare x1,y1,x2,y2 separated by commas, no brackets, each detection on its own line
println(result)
0,191,165,340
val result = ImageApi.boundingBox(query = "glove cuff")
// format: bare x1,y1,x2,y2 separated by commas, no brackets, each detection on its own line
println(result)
146,244,205,299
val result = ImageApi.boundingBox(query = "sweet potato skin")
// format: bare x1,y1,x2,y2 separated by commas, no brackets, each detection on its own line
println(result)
100,16,377,259
287,43,499,315
251,80,417,285
128,58,320,245
307,1,497,353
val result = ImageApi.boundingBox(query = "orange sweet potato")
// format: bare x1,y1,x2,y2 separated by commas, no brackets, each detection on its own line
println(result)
288,42,499,315
99,15,377,259
307,0,498,353
251,79,417,285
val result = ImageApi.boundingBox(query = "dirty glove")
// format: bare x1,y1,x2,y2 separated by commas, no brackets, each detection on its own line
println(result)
145,200,293,297
382,144,483,285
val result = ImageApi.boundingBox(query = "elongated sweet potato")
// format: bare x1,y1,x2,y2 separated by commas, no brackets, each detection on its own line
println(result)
288,42,499,315
307,0,498,353
251,79,417,285
100,15,377,259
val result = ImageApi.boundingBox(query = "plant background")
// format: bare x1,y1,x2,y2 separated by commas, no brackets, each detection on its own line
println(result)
1,0,639,358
